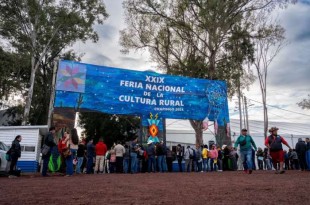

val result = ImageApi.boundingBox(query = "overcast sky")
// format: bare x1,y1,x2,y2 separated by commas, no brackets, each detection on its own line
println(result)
72,0,310,124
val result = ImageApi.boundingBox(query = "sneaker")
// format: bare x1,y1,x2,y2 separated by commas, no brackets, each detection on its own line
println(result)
248,170,253,174
280,170,285,174
244,170,248,174
275,171,280,174
65,175,72,177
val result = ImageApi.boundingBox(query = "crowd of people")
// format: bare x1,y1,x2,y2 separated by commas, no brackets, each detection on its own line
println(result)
6,126,310,177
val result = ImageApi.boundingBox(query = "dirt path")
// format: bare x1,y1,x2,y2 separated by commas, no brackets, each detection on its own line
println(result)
1,171,309,205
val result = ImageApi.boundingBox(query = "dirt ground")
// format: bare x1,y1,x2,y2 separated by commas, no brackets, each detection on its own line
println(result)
0,171,309,205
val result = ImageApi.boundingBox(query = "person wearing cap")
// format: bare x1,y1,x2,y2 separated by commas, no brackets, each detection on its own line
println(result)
147,140,156,173
265,127,291,174
234,128,257,174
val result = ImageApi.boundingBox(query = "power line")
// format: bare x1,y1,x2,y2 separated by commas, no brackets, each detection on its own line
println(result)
247,98,310,117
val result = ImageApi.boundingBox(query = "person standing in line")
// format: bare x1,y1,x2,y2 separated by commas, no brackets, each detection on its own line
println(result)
265,127,291,174
202,145,209,172
94,138,107,174
114,142,125,173
196,145,203,172
306,138,310,171
156,142,165,173
230,147,238,171
42,127,57,177
209,144,218,172
295,138,307,171
290,149,299,170
147,140,156,173
109,146,117,173
130,138,138,174
60,132,73,177
8,135,22,178
160,141,168,172
166,147,174,172
176,144,183,172
86,139,95,174
184,146,192,172
217,145,223,172
283,150,290,170
256,148,264,170
123,144,130,173
76,141,86,174
69,128,79,172
234,128,257,174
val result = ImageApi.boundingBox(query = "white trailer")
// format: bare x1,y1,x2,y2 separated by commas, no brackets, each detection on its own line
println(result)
0,126,48,172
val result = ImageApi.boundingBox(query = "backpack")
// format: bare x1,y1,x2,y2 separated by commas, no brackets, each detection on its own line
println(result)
190,148,196,160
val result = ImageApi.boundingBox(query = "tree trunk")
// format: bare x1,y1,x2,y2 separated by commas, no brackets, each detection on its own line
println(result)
189,120,203,146
22,56,37,125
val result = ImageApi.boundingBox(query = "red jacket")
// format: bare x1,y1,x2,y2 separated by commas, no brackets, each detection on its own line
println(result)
95,142,107,156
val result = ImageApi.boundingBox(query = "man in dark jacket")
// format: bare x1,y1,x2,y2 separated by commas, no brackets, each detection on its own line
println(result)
295,138,307,171
42,127,57,177
9,135,22,177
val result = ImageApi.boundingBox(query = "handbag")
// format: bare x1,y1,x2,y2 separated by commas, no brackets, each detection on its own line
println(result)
62,147,72,158
41,144,50,156
240,136,247,146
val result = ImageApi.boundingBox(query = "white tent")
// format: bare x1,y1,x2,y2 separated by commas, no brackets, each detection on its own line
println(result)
166,119,309,149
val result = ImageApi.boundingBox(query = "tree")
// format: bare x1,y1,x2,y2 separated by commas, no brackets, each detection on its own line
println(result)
0,0,108,125
297,95,310,110
252,16,286,138
120,0,286,146
79,113,140,148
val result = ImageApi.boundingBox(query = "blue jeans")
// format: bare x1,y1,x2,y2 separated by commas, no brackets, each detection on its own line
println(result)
65,155,74,175
130,152,137,173
163,156,167,172
76,157,84,174
157,155,164,172
210,158,216,171
306,150,310,170
148,156,156,172
123,158,129,173
203,158,209,172
42,152,51,176
71,149,77,158
86,156,93,174
241,149,253,170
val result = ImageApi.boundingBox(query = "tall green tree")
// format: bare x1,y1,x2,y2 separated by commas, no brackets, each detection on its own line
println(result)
0,0,108,125
79,113,140,148
120,0,289,145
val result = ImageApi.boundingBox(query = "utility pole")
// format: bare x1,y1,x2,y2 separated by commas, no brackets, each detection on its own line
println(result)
238,85,243,133
47,58,59,128
291,134,294,148
244,96,250,134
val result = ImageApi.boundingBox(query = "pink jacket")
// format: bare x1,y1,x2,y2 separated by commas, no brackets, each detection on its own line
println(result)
209,149,218,159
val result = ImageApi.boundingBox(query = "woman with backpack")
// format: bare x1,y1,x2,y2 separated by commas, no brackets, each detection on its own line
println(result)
8,135,22,177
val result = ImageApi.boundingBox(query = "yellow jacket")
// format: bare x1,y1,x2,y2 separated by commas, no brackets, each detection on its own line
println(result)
202,148,208,159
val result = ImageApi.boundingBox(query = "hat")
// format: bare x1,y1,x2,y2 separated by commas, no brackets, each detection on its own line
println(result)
241,128,247,131
222,145,227,150
147,140,153,145
270,127,279,132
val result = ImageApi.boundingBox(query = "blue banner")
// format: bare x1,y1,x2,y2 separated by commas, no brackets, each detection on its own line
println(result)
54,60,229,125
